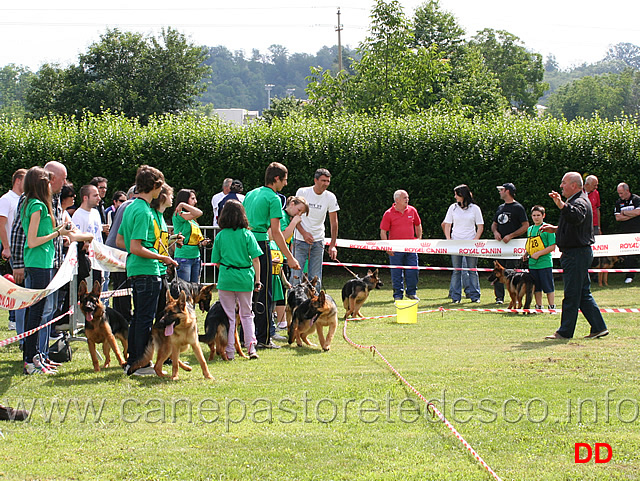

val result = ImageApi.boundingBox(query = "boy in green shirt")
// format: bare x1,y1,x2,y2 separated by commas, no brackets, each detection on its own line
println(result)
526,205,556,309
243,162,300,348
117,165,177,376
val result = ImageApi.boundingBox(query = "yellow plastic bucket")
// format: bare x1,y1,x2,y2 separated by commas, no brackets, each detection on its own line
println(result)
395,299,418,324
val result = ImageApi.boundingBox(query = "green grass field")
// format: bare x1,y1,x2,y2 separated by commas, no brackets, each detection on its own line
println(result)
0,269,639,480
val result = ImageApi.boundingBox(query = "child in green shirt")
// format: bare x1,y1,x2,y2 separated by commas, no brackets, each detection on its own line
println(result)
526,205,556,309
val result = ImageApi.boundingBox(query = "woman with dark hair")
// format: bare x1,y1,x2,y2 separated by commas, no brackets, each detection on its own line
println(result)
441,184,484,304
172,189,205,282
20,167,73,374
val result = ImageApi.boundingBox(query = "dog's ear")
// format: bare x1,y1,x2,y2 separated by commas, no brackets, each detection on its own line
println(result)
494,261,503,269
78,280,87,296
367,269,373,276
373,268,379,277
166,289,175,303
310,276,319,286
201,284,215,296
317,290,326,304
178,290,187,310
91,280,101,297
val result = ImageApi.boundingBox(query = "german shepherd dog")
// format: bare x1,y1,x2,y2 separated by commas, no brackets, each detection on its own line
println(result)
288,291,339,351
77,280,128,372
285,274,319,328
169,276,215,313
341,269,383,319
596,256,622,287
134,290,213,380
199,301,248,361
488,261,535,310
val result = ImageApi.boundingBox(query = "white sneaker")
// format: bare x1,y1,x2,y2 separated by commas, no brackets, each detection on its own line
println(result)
8,321,16,330
132,365,157,377
625,278,633,284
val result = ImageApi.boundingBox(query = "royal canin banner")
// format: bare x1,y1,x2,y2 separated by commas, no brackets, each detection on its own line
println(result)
0,241,126,311
331,234,640,259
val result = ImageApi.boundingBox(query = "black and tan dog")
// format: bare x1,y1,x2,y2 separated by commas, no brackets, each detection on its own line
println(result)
595,256,622,287
169,276,215,313
285,274,319,328
341,269,383,319
199,301,248,361
78,280,128,372
488,261,535,310
134,290,213,380
288,290,338,351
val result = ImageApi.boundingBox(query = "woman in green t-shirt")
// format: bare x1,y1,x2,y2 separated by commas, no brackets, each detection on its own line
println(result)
172,189,206,283
21,167,73,375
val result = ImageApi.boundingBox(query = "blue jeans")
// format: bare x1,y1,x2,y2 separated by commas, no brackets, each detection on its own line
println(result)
450,256,480,302
129,275,161,366
557,247,607,338
176,257,202,283
24,267,54,363
290,239,324,291
389,252,419,299
38,289,58,358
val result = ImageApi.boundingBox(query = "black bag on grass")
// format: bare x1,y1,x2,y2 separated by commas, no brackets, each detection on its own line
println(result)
49,333,72,363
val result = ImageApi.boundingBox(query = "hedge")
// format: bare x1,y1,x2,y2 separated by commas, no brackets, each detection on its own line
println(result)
1,112,639,264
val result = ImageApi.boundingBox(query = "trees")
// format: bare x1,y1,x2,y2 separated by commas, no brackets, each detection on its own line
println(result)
546,70,640,121
25,28,210,121
0,64,34,118
471,28,548,114
305,0,449,116
413,0,507,116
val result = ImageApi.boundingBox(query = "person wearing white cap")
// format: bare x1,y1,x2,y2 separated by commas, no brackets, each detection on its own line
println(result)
491,183,529,304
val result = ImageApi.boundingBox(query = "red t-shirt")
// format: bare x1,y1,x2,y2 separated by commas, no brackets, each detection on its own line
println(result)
588,189,600,227
380,205,421,240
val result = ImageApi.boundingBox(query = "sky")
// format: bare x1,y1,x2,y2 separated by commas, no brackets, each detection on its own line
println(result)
1,1,640,71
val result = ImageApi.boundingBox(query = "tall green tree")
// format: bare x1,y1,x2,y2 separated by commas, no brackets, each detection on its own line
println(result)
413,0,507,116
305,0,449,116
25,28,210,121
471,28,548,114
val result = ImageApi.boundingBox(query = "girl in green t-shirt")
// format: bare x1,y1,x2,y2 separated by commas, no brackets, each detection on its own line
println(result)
172,189,208,283
21,166,73,374
212,200,263,360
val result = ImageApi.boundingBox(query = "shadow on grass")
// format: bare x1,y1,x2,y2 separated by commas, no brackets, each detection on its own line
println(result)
509,339,570,351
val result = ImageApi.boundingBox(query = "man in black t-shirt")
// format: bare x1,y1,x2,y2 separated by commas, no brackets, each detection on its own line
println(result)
491,183,529,304
614,182,640,283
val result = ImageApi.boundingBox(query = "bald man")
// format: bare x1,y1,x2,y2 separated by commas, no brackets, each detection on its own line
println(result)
541,172,608,340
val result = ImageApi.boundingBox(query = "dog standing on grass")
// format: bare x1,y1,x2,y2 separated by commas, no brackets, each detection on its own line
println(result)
488,261,534,310
77,280,129,372
199,301,248,361
341,269,383,319
288,290,338,351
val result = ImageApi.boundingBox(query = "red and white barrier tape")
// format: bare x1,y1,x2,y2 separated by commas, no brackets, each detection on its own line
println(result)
0,308,74,349
322,261,640,274
342,317,503,481
100,288,132,299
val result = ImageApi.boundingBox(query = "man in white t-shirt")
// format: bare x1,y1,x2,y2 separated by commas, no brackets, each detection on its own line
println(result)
0,168,26,329
211,178,232,228
72,184,104,285
291,168,339,290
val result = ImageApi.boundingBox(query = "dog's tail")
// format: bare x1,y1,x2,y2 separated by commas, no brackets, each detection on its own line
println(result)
523,281,534,310
287,312,296,344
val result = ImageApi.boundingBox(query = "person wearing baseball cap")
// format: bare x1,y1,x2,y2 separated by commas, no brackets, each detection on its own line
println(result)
491,182,529,304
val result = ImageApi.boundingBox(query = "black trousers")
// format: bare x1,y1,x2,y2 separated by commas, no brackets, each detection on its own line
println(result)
254,240,273,344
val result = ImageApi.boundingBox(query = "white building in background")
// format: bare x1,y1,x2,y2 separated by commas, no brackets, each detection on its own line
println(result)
213,109,259,126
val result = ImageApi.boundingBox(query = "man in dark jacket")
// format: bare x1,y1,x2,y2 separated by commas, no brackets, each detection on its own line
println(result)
541,172,609,340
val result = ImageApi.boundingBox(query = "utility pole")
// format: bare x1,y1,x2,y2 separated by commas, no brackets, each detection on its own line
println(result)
336,7,343,73
264,84,274,111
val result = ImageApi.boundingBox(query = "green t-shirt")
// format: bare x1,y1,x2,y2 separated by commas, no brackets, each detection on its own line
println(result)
527,224,556,270
118,198,160,277
152,209,169,276
212,228,263,292
21,198,55,268
172,213,201,259
243,186,283,242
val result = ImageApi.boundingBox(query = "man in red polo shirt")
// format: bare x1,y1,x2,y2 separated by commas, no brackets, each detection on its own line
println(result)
585,175,601,235
380,190,422,300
